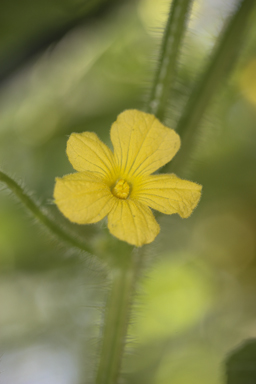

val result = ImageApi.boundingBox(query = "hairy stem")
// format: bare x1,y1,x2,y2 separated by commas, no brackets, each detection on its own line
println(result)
146,0,193,121
95,2,195,381
171,0,256,174
96,250,140,384
0,171,93,254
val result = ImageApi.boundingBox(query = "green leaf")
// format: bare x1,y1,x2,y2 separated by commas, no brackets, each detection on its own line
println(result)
226,339,256,384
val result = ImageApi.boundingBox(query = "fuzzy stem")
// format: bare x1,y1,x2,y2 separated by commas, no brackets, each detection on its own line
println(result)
171,0,256,174
96,2,194,381
96,250,139,384
146,0,193,121
0,171,93,254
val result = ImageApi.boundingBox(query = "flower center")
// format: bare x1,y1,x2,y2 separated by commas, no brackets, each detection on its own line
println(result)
112,179,130,199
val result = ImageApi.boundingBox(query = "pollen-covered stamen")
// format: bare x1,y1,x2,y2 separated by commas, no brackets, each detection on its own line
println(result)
112,179,130,199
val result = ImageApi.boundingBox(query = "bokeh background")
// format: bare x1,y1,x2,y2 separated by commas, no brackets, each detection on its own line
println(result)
1,0,256,383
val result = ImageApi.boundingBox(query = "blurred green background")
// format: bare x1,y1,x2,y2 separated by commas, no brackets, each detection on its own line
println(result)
1,0,256,383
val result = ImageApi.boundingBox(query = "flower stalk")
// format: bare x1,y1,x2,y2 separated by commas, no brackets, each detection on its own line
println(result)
96,250,139,384
146,0,194,121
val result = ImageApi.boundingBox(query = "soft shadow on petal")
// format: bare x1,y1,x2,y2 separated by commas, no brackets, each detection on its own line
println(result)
54,172,115,224
110,110,180,178
67,132,117,183
108,199,160,247
134,174,202,218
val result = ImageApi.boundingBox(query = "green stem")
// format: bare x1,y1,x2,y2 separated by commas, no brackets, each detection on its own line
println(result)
146,0,194,121
171,0,256,175
95,2,195,381
96,250,140,384
0,171,93,254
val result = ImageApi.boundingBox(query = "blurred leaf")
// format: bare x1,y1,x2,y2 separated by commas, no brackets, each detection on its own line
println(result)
0,0,132,84
226,339,256,384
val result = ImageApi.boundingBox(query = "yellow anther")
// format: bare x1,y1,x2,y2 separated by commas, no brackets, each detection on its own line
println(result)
112,179,130,199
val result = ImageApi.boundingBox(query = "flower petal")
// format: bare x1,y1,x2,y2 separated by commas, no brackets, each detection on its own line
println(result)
110,110,180,178
54,172,115,224
134,174,202,218
108,199,160,247
67,132,116,182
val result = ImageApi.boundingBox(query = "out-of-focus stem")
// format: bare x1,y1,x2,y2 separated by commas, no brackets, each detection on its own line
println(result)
171,0,256,175
146,0,194,122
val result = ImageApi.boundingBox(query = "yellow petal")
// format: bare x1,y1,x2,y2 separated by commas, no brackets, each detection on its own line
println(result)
110,110,180,178
67,132,116,183
134,174,202,218
108,199,160,247
54,172,115,224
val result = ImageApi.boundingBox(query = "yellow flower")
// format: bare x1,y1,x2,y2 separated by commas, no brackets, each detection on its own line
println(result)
54,110,202,247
